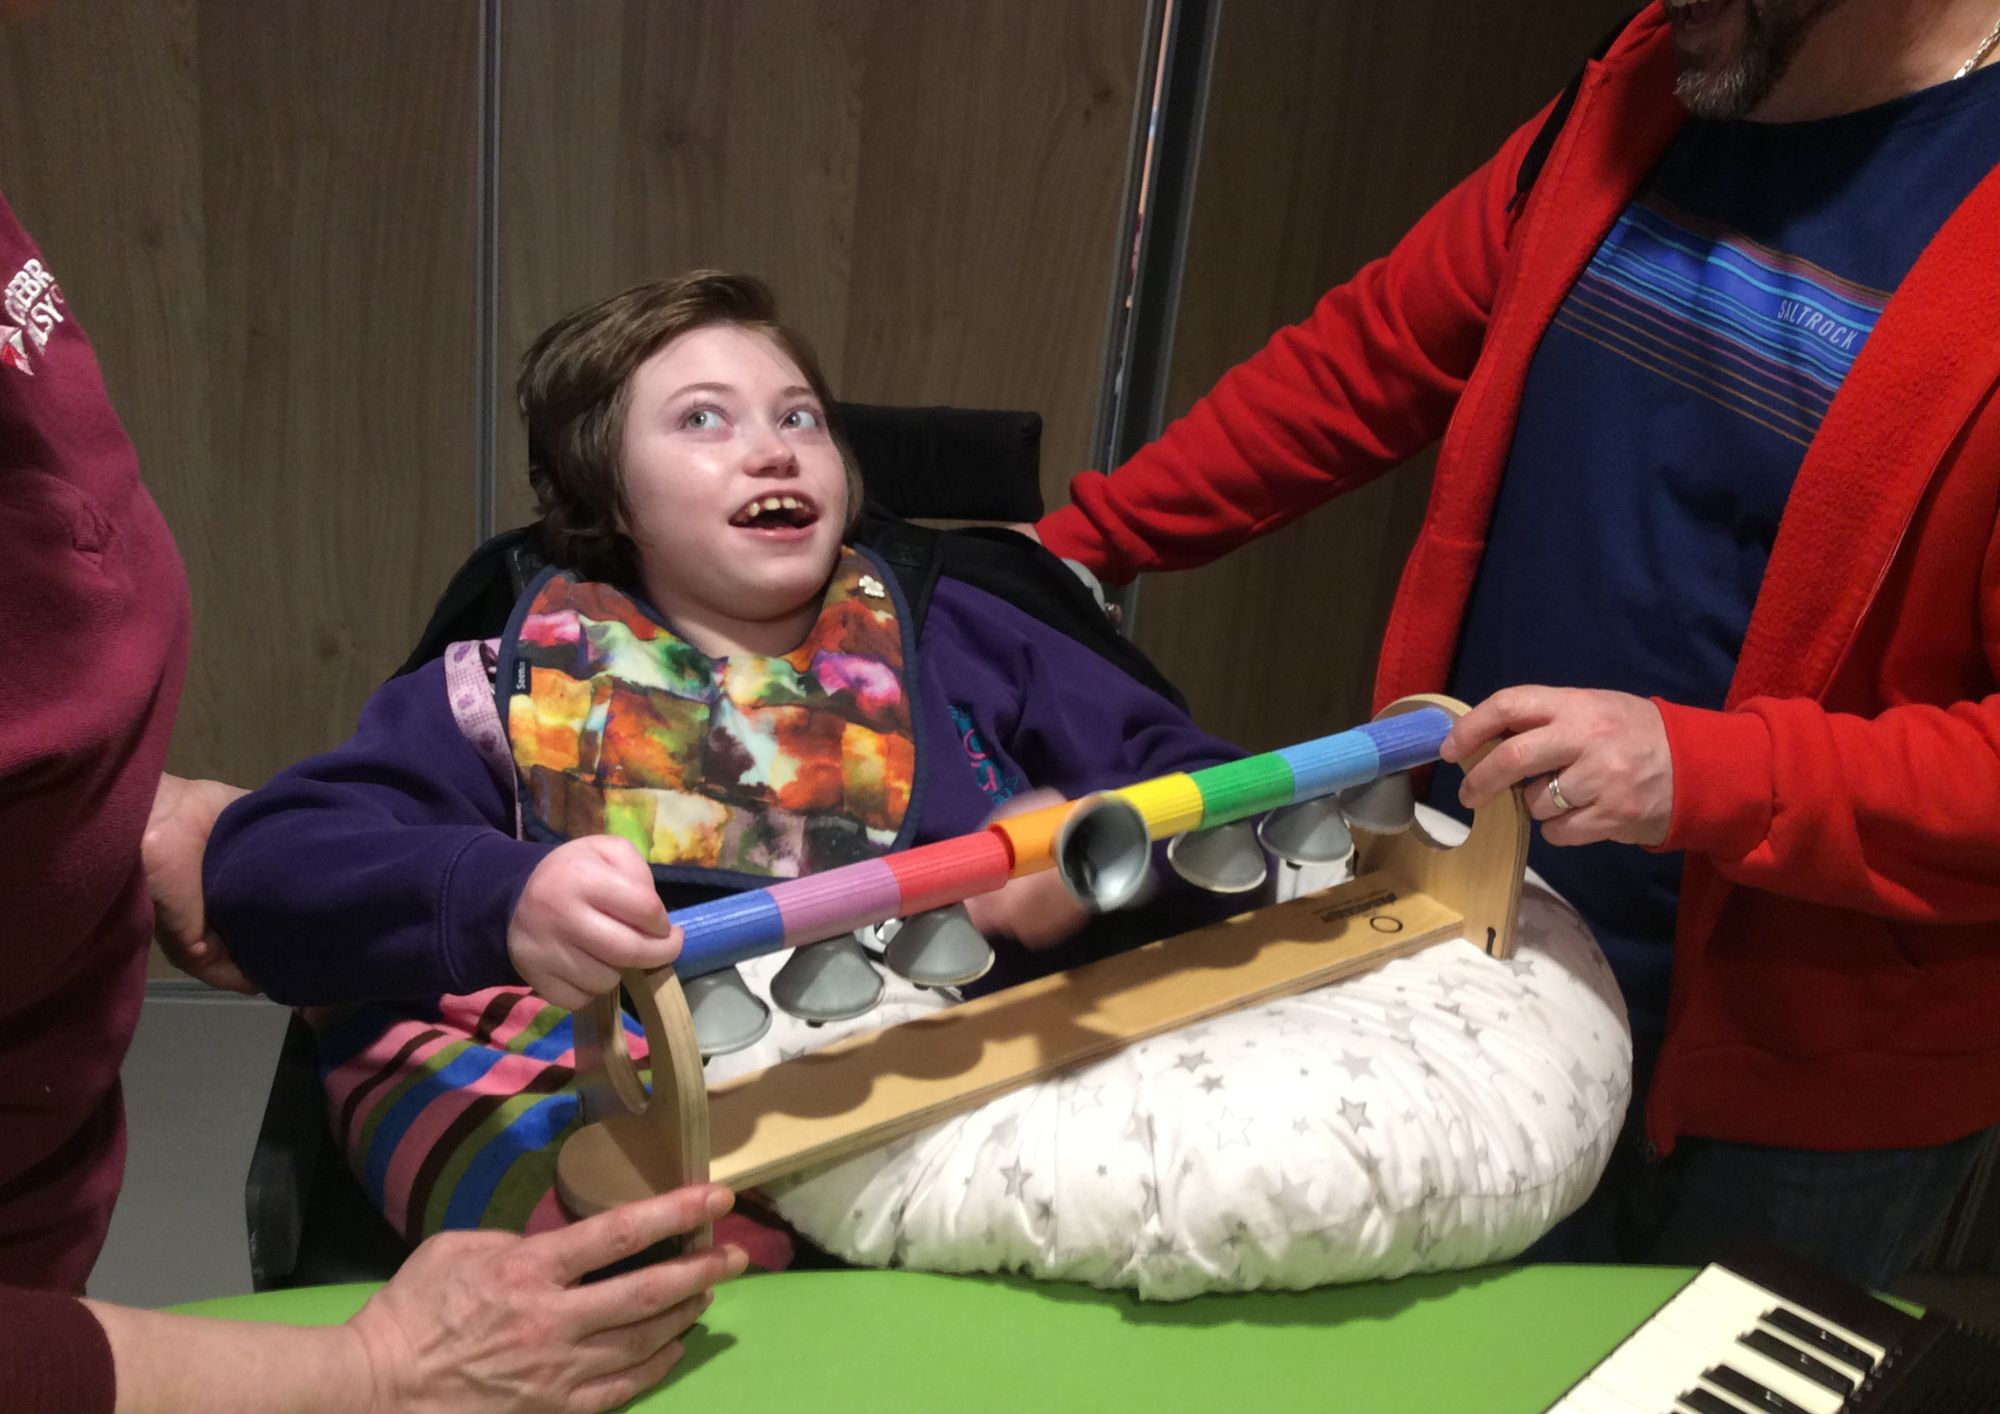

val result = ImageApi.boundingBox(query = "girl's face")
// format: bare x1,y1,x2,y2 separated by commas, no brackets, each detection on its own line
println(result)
619,323,849,657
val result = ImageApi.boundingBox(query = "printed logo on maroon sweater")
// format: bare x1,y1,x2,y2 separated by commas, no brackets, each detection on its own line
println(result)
0,257,65,375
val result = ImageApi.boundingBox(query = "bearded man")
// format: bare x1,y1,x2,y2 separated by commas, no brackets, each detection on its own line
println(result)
1035,0,2000,1286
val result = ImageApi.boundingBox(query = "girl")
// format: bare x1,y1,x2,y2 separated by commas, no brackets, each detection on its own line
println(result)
205,271,1247,1250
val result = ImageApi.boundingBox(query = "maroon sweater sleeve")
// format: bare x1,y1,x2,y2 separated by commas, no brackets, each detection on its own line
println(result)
0,191,191,1289
1,1287,116,1414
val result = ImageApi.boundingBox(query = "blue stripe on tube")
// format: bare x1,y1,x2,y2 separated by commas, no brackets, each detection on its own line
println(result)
1356,707,1454,775
673,890,785,978
1274,732,1380,800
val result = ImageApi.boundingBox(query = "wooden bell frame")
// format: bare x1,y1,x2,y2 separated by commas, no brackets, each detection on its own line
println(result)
555,694,1529,1226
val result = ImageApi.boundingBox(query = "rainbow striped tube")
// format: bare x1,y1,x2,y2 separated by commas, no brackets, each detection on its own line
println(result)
1121,707,1449,838
671,706,1453,978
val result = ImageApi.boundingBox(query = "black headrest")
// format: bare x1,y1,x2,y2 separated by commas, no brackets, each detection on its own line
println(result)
833,402,1044,524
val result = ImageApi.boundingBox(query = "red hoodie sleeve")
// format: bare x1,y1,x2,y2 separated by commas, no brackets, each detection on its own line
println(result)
1658,507,2000,923
1036,98,1557,583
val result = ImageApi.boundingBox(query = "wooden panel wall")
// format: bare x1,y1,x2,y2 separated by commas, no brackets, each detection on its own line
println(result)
1,0,1149,784
193,2,481,783
1130,1,1638,751
0,0,1646,781
494,0,1149,530
0,0,480,789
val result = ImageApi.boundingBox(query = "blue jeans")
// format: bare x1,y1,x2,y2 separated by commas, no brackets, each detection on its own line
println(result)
1525,1118,1995,1290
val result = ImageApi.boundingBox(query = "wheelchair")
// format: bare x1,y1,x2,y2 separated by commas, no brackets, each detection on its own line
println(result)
243,401,1167,1289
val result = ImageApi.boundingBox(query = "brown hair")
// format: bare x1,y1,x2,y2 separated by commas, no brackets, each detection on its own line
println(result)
518,270,860,584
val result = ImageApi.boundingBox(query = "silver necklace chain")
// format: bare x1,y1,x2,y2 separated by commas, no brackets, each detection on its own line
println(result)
1954,11,2000,79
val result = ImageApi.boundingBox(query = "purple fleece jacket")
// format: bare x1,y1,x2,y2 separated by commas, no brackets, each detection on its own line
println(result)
206,575,1249,1004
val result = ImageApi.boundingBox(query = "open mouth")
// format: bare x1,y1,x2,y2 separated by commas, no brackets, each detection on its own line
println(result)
728,492,821,533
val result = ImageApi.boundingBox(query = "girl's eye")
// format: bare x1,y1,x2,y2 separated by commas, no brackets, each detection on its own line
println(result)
683,407,723,431
783,407,823,432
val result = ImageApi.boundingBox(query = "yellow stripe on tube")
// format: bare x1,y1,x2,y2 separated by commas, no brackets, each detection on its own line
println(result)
1113,774,1204,838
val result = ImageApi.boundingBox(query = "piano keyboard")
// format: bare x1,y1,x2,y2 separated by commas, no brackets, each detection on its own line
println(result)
1548,1254,2000,1413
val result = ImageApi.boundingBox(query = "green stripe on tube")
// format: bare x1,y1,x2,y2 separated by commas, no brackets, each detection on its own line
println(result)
1189,753,1298,828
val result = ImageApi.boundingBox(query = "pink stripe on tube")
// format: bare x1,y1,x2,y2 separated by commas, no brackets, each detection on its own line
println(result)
889,833,1014,916
768,858,903,944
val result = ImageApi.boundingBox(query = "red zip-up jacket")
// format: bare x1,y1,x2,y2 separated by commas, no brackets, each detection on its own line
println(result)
1040,6,2000,1159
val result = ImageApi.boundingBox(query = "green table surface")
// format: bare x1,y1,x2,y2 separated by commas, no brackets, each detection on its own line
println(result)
176,1264,1695,1412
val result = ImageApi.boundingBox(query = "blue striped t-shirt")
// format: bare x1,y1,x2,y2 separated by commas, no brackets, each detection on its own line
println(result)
1441,64,2000,1070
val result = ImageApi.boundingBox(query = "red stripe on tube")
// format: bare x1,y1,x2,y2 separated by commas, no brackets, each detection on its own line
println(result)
888,832,1015,916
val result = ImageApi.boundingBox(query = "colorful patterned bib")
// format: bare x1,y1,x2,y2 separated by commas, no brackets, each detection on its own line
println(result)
499,548,918,880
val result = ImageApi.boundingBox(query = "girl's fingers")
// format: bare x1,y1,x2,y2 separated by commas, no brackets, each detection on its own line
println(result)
578,865,673,937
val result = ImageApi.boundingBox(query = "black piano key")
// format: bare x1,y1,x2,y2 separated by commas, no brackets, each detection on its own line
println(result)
1679,1387,1752,1414
1703,1363,1809,1414
1761,1306,1876,1375
1738,1329,1856,1397
1726,1250,1918,1351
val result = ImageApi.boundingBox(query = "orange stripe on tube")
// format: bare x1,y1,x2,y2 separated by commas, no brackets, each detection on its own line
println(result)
987,799,1076,877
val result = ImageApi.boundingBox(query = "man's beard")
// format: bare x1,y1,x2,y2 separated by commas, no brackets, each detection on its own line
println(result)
1673,0,1842,118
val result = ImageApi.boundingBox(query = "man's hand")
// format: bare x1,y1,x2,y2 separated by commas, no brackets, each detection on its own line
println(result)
1440,687,1674,848
963,789,1092,950
144,773,258,993
1009,525,1131,628
507,836,679,1010
349,1183,747,1414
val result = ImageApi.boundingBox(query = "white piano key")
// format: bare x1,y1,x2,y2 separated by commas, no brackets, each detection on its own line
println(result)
1689,1266,1888,1364
1676,1387,1762,1414
1548,1375,1652,1414
1648,1305,1845,1413
1553,1263,1899,1414
1591,1322,1718,1405
1652,1275,1854,1407
1595,1316,1844,1414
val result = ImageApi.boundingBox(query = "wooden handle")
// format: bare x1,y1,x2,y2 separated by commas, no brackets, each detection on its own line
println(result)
555,967,713,1236
1356,693,1529,958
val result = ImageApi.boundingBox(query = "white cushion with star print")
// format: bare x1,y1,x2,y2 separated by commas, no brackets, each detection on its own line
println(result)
710,805,1630,1300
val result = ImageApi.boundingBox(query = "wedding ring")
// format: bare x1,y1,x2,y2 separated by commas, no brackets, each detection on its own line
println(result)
1546,776,1576,814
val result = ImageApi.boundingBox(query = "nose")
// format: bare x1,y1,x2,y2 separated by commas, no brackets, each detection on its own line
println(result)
742,418,798,477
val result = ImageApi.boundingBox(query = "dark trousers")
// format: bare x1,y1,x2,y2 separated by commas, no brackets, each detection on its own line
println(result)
1524,1107,1994,1290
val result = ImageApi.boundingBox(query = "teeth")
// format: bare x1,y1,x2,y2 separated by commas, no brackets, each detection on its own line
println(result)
734,493,811,525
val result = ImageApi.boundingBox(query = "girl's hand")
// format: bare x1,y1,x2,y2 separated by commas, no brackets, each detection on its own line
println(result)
507,836,679,1009
964,789,1092,950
